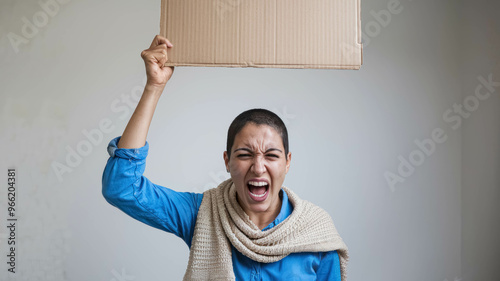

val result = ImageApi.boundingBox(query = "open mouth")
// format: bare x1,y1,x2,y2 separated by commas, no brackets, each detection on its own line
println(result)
247,180,269,202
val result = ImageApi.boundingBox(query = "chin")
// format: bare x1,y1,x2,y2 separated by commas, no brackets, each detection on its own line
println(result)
248,202,271,213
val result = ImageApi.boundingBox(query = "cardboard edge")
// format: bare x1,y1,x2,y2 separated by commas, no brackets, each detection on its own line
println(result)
165,62,360,70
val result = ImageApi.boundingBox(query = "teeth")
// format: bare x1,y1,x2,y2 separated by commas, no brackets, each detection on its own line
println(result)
250,190,268,198
248,181,268,186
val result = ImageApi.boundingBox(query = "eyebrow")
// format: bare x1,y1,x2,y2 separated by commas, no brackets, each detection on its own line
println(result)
233,148,283,154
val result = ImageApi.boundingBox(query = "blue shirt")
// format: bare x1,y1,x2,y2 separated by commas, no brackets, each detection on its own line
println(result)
102,136,341,281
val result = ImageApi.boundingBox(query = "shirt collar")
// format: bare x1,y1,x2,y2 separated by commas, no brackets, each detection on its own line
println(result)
262,188,293,231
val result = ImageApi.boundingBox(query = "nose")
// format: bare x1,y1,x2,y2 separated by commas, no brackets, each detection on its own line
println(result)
251,155,266,175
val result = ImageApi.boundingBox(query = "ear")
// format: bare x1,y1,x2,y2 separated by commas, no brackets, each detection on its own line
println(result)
285,152,292,174
223,151,230,172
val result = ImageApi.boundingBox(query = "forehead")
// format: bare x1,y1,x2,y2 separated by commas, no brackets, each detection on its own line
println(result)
233,123,283,149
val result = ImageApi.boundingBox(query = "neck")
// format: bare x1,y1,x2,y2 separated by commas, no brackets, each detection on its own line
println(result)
239,191,283,230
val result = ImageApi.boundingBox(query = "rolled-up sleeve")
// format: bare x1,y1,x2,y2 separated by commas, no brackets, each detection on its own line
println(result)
102,136,203,247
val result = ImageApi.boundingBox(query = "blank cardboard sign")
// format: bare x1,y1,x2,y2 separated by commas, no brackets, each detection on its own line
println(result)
160,0,362,69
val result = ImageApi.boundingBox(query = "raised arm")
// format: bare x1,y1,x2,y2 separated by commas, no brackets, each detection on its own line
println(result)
102,36,204,247
118,35,174,149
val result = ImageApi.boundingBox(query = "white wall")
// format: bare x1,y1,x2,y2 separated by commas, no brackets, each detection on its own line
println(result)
0,0,496,280
461,1,500,280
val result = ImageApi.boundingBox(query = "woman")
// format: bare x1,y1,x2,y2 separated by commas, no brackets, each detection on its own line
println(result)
102,35,348,280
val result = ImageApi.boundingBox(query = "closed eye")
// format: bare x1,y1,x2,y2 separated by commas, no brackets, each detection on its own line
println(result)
237,154,252,158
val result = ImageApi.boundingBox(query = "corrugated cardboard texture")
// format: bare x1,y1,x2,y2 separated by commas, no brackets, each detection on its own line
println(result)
161,0,362,69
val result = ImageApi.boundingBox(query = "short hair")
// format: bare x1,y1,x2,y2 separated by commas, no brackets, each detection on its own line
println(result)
226,109,289,159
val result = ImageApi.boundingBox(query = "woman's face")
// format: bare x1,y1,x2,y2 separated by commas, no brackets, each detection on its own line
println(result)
224,123,292,218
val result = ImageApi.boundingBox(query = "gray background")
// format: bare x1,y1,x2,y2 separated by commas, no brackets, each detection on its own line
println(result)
0,0,498,280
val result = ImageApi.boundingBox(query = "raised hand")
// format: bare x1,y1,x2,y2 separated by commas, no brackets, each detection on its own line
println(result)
141,35,174,90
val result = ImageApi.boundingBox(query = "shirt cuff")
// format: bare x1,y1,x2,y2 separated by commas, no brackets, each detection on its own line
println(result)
107,136,149,160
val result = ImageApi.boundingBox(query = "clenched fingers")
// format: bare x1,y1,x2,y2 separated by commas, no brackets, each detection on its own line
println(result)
141,43,171,67
149,34,173,49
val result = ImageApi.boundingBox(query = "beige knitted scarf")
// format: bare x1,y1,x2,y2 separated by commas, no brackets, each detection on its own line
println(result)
183,178,349,281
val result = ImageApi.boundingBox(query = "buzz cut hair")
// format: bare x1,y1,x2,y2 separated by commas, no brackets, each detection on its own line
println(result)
226,108,289,159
